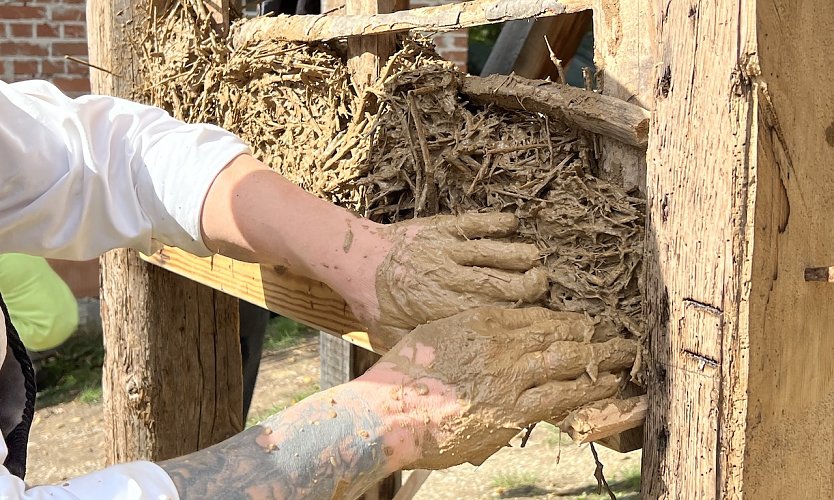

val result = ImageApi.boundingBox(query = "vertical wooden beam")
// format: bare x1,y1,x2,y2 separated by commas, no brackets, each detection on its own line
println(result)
592,0,654,193
643,0,834,497
87,0,243,464
346,0,399,91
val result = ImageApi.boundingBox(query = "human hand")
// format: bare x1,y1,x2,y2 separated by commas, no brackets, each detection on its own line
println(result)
359,308,637,469
357,307,637,470
357,213,548,349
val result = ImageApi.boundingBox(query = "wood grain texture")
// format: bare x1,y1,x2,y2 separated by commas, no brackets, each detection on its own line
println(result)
592,0,654,193
642,1,755,497
743,1,834,497
88,0,243,464
139,247,376,348
231,0,592,46
461,74,650,147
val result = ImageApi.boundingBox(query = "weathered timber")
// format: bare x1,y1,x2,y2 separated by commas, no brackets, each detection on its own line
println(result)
592,0,653,193
231,0,592,46
88,0,243,464
461,74,650,148
560,396,647,445
644,0,834,497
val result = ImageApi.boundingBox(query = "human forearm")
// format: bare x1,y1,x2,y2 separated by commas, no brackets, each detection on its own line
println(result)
201,154,389,323
159,384,417,500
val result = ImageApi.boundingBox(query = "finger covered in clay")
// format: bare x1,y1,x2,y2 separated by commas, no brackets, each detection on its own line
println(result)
447,240,541,271
516,372,624,422
524,338,637,382
435,212,519,239
445,265,548,303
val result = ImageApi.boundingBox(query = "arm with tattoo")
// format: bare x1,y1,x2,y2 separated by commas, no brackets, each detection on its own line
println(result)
160,383,418,500
159,307,636,500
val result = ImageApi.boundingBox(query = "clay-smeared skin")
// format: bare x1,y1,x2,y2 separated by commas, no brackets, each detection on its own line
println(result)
368,213,549,348
160,307,635,499
363,306,636,469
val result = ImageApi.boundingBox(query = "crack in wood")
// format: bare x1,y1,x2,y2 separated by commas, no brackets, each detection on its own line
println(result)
681,298,723,316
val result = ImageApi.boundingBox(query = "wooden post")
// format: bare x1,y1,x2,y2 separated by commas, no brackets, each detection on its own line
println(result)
642,0,834,497
87,0,243,464
592,0,654,192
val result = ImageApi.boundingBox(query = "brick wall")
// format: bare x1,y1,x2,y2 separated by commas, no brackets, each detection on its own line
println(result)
0,0,90,97
321,0,469,71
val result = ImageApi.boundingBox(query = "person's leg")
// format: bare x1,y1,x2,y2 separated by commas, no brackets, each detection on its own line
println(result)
239,300,270,419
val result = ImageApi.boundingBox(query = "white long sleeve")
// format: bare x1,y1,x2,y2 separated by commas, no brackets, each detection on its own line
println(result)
0,79,251,260
0,79,252,498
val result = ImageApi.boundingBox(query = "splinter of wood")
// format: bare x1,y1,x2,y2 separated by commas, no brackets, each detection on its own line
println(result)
804,266,834,282
560,396,647,444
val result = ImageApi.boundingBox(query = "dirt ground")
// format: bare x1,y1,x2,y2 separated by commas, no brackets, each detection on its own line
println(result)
26,335,640,499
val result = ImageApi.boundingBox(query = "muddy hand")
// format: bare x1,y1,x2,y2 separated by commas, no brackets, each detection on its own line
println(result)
356,307,637,470
366,213,548,347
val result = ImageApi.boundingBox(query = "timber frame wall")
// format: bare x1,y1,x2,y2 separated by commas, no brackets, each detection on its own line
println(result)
90,0,834,498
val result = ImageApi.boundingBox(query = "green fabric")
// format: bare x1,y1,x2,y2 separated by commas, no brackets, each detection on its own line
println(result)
0,254,79,351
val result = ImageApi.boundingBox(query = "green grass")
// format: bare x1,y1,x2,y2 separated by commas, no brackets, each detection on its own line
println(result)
35,333,104,408
492,472,548,498
492,472,541,490
263,316,316,351
34,315,313,409
245,384,320,427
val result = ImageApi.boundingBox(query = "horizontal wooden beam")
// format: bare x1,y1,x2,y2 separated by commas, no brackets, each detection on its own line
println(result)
231,0,592,46
139,246,381,353
462,75,650,148
560,395,647,450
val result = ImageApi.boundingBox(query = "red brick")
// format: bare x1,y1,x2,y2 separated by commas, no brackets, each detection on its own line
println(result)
52,41,88,57
8,22,33,37
0,6,47,20
52,76,90,94
13,60,39,75
65,59,91,75
0,41,48,57
36,22,59,38
42,59,65,75
452,34,469,48
51,6,85,22
62,23,86,38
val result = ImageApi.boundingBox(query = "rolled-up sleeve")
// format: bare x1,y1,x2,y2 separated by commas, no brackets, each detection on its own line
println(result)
0,79,250,259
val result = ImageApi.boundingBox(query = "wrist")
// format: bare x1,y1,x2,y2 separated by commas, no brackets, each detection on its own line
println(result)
320,218,390,326
349,369,424,471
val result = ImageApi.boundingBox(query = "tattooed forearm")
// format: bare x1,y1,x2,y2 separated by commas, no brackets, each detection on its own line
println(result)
159,387,402,500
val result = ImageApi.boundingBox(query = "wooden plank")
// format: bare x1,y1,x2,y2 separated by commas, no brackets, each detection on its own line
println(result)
231,0,593,46
89,0,243,464
139,247,381,350
461,74,650,147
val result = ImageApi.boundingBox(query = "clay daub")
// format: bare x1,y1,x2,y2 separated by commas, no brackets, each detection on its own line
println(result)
138,1,645,378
